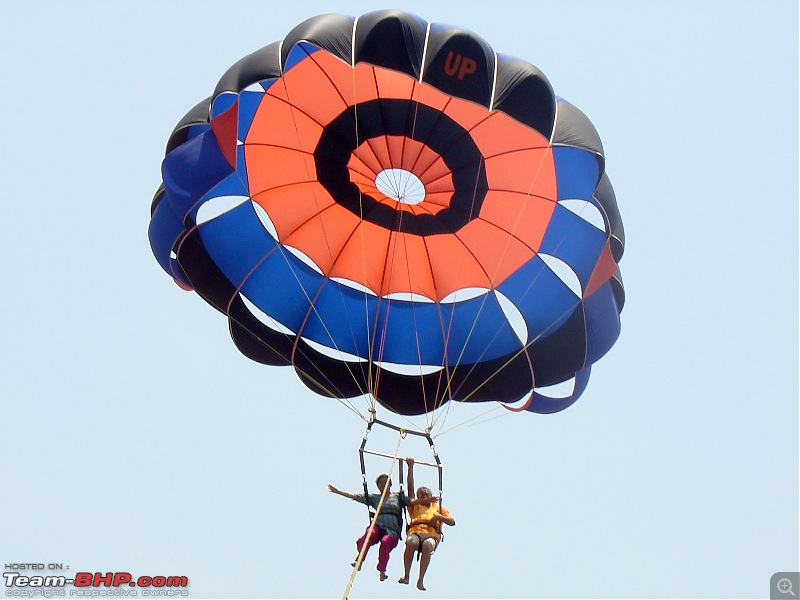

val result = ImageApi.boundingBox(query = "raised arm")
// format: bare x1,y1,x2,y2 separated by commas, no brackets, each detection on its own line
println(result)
405,457,415,498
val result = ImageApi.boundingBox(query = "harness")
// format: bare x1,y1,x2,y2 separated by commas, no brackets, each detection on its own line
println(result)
407,506,445,535
368,501,405,538
407,517,441,535
357,411,445,545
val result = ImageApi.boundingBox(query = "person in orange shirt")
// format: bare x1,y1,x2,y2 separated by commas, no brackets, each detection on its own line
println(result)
398,459,455,591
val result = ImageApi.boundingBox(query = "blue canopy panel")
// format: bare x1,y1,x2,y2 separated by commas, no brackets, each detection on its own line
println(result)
151,127,232,287
527,365,591,414
148,197,187,284
185,123,211,140
297,280,378,360
497,254,582,344
161,128,234,220
367,299,446,367
442,293,526,364
210,92,236,118
553,145,600,201
284,41,324,73
150,123,220,285
583,279,621,364
195,199,277,290
370,293,523,367
539,201,608,289
236,245,321,335
297,290,526,369
186,168,250,226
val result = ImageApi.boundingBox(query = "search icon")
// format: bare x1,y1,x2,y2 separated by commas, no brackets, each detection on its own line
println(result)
773,573,800,600
778,577,796,597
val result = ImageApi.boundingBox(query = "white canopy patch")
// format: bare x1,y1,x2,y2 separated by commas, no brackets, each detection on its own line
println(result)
196,195,250,225
538,253,582,298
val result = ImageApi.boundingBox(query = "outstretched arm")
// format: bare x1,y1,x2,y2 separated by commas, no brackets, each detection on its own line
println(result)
328,484,359,500
409,495,436,507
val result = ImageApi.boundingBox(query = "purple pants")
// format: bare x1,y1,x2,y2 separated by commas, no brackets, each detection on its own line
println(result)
356,525,398,572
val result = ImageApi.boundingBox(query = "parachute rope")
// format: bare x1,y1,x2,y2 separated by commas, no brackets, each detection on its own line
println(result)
428,113,547,429
172,223,369,413
277,55,378,410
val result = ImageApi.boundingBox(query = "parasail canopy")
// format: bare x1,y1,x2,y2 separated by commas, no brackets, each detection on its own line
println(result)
148,10,625,418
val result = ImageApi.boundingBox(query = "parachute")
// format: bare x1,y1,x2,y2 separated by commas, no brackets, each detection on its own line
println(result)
148,10,625,419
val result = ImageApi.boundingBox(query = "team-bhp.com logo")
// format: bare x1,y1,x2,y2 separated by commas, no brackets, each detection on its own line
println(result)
4,570,189,597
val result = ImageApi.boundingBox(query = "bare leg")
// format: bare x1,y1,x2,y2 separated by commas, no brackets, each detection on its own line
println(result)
398,537,418,584
416,539,435,591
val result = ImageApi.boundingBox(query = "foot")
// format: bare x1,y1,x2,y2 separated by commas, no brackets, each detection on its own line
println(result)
417,581,426,591
379,572,388,582
398,576,409,585
350,561,362,571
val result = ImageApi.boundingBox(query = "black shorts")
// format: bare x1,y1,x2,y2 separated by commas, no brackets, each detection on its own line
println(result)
407,533,439,550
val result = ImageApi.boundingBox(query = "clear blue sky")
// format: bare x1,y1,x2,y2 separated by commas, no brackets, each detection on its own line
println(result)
1,1,797,599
